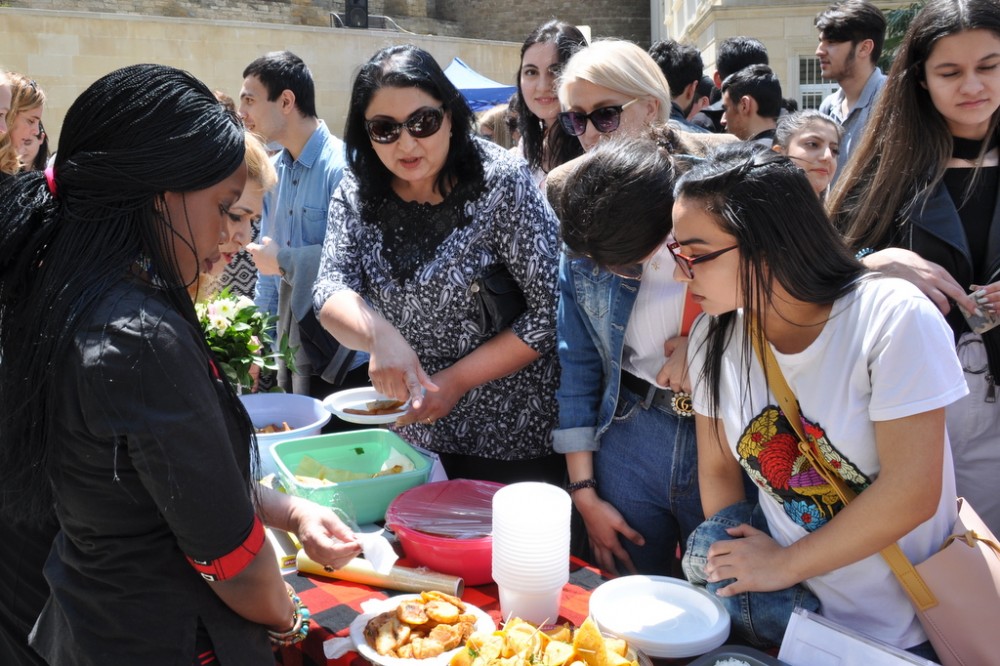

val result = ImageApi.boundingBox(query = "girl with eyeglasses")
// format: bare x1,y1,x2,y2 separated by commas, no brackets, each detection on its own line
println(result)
0,72,45,177
314,45,564,485
511,20,588,186
830,0,1000,537
678,145,963,660
547,39,735,577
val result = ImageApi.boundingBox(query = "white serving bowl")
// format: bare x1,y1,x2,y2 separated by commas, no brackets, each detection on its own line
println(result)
240,393,331,478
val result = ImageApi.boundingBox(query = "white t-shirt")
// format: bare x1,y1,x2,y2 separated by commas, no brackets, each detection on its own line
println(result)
688,276,968,648
621,244,686,385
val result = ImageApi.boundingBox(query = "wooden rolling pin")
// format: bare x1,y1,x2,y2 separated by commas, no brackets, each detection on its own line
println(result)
296,551,465,597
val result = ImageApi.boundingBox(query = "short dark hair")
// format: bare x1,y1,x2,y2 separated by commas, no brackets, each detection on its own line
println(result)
343,44,482,207
694,75,715,101
722,64,783,120
648,40,705,98
717,37,769,80
554,136,681,268
242,50,317,118
815,0,887,64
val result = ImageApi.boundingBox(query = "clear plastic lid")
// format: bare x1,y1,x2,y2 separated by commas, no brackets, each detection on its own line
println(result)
385,479,503,539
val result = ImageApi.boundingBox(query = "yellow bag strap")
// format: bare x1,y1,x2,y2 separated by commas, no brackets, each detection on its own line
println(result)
749,326,939,612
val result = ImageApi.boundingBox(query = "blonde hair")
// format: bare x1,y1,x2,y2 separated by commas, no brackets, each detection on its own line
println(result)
558,40,672,125
192,131,276,302
0,72,46,175
477,104,515,149
244,130,277,190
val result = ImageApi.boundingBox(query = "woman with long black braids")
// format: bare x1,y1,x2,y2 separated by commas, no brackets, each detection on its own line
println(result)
0,64,359,665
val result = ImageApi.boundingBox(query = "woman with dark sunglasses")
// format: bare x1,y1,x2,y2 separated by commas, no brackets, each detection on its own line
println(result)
314,45,564,485
546,40,735,578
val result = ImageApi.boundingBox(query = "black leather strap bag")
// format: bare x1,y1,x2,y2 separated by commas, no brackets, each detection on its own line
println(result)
470,263,527,335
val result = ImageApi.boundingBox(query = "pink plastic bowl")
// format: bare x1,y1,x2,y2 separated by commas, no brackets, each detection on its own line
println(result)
386,479,503,586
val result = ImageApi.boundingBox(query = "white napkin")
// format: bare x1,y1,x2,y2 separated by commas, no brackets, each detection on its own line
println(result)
356,529,398,574
324,636,355,659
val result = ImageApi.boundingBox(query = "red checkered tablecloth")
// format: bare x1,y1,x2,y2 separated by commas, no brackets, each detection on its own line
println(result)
275,557,606,666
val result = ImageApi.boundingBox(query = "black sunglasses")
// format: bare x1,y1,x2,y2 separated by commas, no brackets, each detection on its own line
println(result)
365,106,445,144
557,99,639,137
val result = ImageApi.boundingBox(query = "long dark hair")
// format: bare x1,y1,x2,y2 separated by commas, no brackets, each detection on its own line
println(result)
677,145,866,418
514,20,587,173
344,44,483,207
0,64,248,521
829,0,1000,250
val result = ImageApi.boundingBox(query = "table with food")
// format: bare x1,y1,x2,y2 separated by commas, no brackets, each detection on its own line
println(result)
248,389,787,666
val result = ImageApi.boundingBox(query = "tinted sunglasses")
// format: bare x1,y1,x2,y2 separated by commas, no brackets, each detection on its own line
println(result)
365,106,445,144
557,99,639,137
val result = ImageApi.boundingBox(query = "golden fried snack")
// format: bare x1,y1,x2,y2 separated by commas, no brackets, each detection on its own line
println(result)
425,599,461,624
365,594,480,659
421,590,467,612
397,599,429,626
343,399,406,416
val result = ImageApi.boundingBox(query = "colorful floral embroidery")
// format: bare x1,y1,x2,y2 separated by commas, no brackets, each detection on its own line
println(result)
737,406,871,532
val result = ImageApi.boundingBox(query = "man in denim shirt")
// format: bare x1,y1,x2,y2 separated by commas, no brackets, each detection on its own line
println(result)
239,51,364,399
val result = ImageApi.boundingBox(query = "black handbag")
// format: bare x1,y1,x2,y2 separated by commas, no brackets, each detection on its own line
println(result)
470,263,527,335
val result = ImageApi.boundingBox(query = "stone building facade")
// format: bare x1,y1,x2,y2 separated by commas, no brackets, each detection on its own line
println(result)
5,0,654,45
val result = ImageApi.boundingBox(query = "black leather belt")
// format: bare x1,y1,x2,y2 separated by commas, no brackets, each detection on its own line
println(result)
620,371,694,417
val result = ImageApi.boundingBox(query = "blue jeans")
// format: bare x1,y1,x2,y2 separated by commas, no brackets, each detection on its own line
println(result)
682,501,821,649
593,386,703,575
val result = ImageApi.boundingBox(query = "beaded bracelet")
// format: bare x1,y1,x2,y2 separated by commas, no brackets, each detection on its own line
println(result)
268,589,311,647
567,478,598,494
855,247,876,260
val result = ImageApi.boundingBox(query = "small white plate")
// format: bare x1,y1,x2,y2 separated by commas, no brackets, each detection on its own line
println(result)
588,575,730,659
349,594,495,666
324,387,409,424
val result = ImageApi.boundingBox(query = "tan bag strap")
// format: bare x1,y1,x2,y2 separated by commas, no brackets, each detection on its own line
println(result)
749,327,939,611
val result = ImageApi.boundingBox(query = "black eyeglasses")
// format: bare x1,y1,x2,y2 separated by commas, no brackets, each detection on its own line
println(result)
557,99,639,137
668,241,738,279
365,106,445,144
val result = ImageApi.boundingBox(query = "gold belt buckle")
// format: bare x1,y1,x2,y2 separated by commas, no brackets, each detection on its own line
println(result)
671,391,694,418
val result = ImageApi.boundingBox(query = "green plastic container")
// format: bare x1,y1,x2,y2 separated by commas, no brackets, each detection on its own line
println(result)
270,429,431,524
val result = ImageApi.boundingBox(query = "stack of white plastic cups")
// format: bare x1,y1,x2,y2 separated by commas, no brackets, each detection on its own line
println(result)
491,482,571,625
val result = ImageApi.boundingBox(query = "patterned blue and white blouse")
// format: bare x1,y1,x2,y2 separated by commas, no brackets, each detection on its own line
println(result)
314,137,560,460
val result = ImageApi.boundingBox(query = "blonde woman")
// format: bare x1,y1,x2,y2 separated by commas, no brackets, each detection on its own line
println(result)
193,131,277,302
550,40,735,576
0,73,45,176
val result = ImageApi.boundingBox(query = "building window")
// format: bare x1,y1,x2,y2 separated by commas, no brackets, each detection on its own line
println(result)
798,56,839,109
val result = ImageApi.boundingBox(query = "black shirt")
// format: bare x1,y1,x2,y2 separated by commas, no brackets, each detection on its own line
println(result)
31,280,271,665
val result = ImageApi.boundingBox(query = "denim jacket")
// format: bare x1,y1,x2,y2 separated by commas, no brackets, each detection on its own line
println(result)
554,252,640,454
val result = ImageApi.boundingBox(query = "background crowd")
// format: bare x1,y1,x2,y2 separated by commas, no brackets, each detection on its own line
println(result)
1,0,998,662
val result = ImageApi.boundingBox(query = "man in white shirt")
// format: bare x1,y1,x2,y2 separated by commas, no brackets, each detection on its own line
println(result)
815,0,887,179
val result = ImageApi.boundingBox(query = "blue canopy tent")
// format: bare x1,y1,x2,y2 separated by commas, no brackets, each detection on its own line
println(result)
443,57,516,112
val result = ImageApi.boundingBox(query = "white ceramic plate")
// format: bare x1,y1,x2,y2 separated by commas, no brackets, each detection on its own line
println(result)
588,575,730,659
349,594,495,666
324,387,409,424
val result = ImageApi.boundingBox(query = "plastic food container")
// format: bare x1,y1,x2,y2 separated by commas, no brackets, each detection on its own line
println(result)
385,479,503,586
686,645,788,665
271,429,431,524
240,393,332,478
